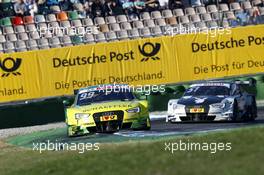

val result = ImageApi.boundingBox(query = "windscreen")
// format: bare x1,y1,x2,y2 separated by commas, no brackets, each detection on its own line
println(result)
184,86,230,96
77,90,135,106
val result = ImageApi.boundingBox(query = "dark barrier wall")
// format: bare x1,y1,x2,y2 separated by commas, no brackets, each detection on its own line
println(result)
0,98,65,129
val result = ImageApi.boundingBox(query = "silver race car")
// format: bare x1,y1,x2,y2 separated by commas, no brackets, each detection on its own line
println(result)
167,81,257,122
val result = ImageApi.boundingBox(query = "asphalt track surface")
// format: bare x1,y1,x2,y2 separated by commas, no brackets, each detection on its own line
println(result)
57,117,264,145
113,109,264,138
152,106,264,132
151,116,264,134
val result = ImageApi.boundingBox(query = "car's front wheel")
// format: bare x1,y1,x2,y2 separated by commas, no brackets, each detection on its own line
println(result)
132,117,151,130
67,126,76,137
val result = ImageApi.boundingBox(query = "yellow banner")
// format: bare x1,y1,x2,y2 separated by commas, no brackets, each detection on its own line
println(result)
1,25,264,103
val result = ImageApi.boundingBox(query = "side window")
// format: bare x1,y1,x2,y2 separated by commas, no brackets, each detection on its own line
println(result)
233,85,242,96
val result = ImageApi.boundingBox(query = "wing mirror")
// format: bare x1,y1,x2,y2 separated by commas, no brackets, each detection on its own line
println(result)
63,99,74,107
139,94,147,100
134,92,148,100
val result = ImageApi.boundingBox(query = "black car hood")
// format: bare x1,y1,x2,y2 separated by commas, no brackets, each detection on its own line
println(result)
178,96,226,106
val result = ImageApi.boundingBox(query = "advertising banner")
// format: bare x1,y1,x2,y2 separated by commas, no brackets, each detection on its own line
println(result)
1,25,264,103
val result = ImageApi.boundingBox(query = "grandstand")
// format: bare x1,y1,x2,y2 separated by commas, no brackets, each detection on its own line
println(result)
0,0,263,53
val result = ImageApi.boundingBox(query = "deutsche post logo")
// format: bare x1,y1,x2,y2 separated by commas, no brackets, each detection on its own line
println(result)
0,57,22,77
138,42,161,62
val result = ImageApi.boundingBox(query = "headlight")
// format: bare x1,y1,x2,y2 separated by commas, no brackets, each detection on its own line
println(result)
126,107,140,113
75,113,90,120
173,104,184,109
173,104,177,109
211,100,233,109
222,100,233,110
211,103,225,109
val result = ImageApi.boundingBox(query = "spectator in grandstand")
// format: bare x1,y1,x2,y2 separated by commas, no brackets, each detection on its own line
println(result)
69,0,86,10
104,0,124,16
36,0,49,14
190,0,201,7
25,0,38,16
251,6,262,24
83,0,92,17
205,0,222,6
120,0,136,16
72,2,87,18
235,10,249,26
134,0,146,14
220,0,228,4
46,0,59,6
59,0,72,11
145,0,160,12
14,0,28,16
168,0,184,10
121,0,134,10
91,0,105,18
158,0,168,9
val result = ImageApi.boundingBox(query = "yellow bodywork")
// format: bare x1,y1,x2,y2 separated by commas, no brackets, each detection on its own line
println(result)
65,100,150,136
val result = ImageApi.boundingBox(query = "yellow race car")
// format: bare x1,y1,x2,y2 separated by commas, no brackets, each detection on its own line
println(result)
64,84,151,137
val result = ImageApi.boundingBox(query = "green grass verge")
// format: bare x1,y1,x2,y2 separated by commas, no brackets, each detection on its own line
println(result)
1,126,264,175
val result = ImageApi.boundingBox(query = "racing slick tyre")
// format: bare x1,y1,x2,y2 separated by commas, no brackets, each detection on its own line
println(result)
132,118,151,131
144,118,151,130
67,126,76,137
232,101,239,122
169,120,176,124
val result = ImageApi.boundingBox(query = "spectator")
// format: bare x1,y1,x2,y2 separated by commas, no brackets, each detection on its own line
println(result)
83,0,92,17
91,0,105,18
72,3,87,18
134,0,146,14
46,0,59,6
25,0,38,16
168,0,184,10
251,6,262,24
190,0,201,7
60,0,72,11
236,10,249,26
202,0,217,6
69,0,86,10
0,0,15,17
14,0,28,17
104,0,124,16
145,0,160,12
36,0,49,14
121,0,135,15
158,0,169,9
